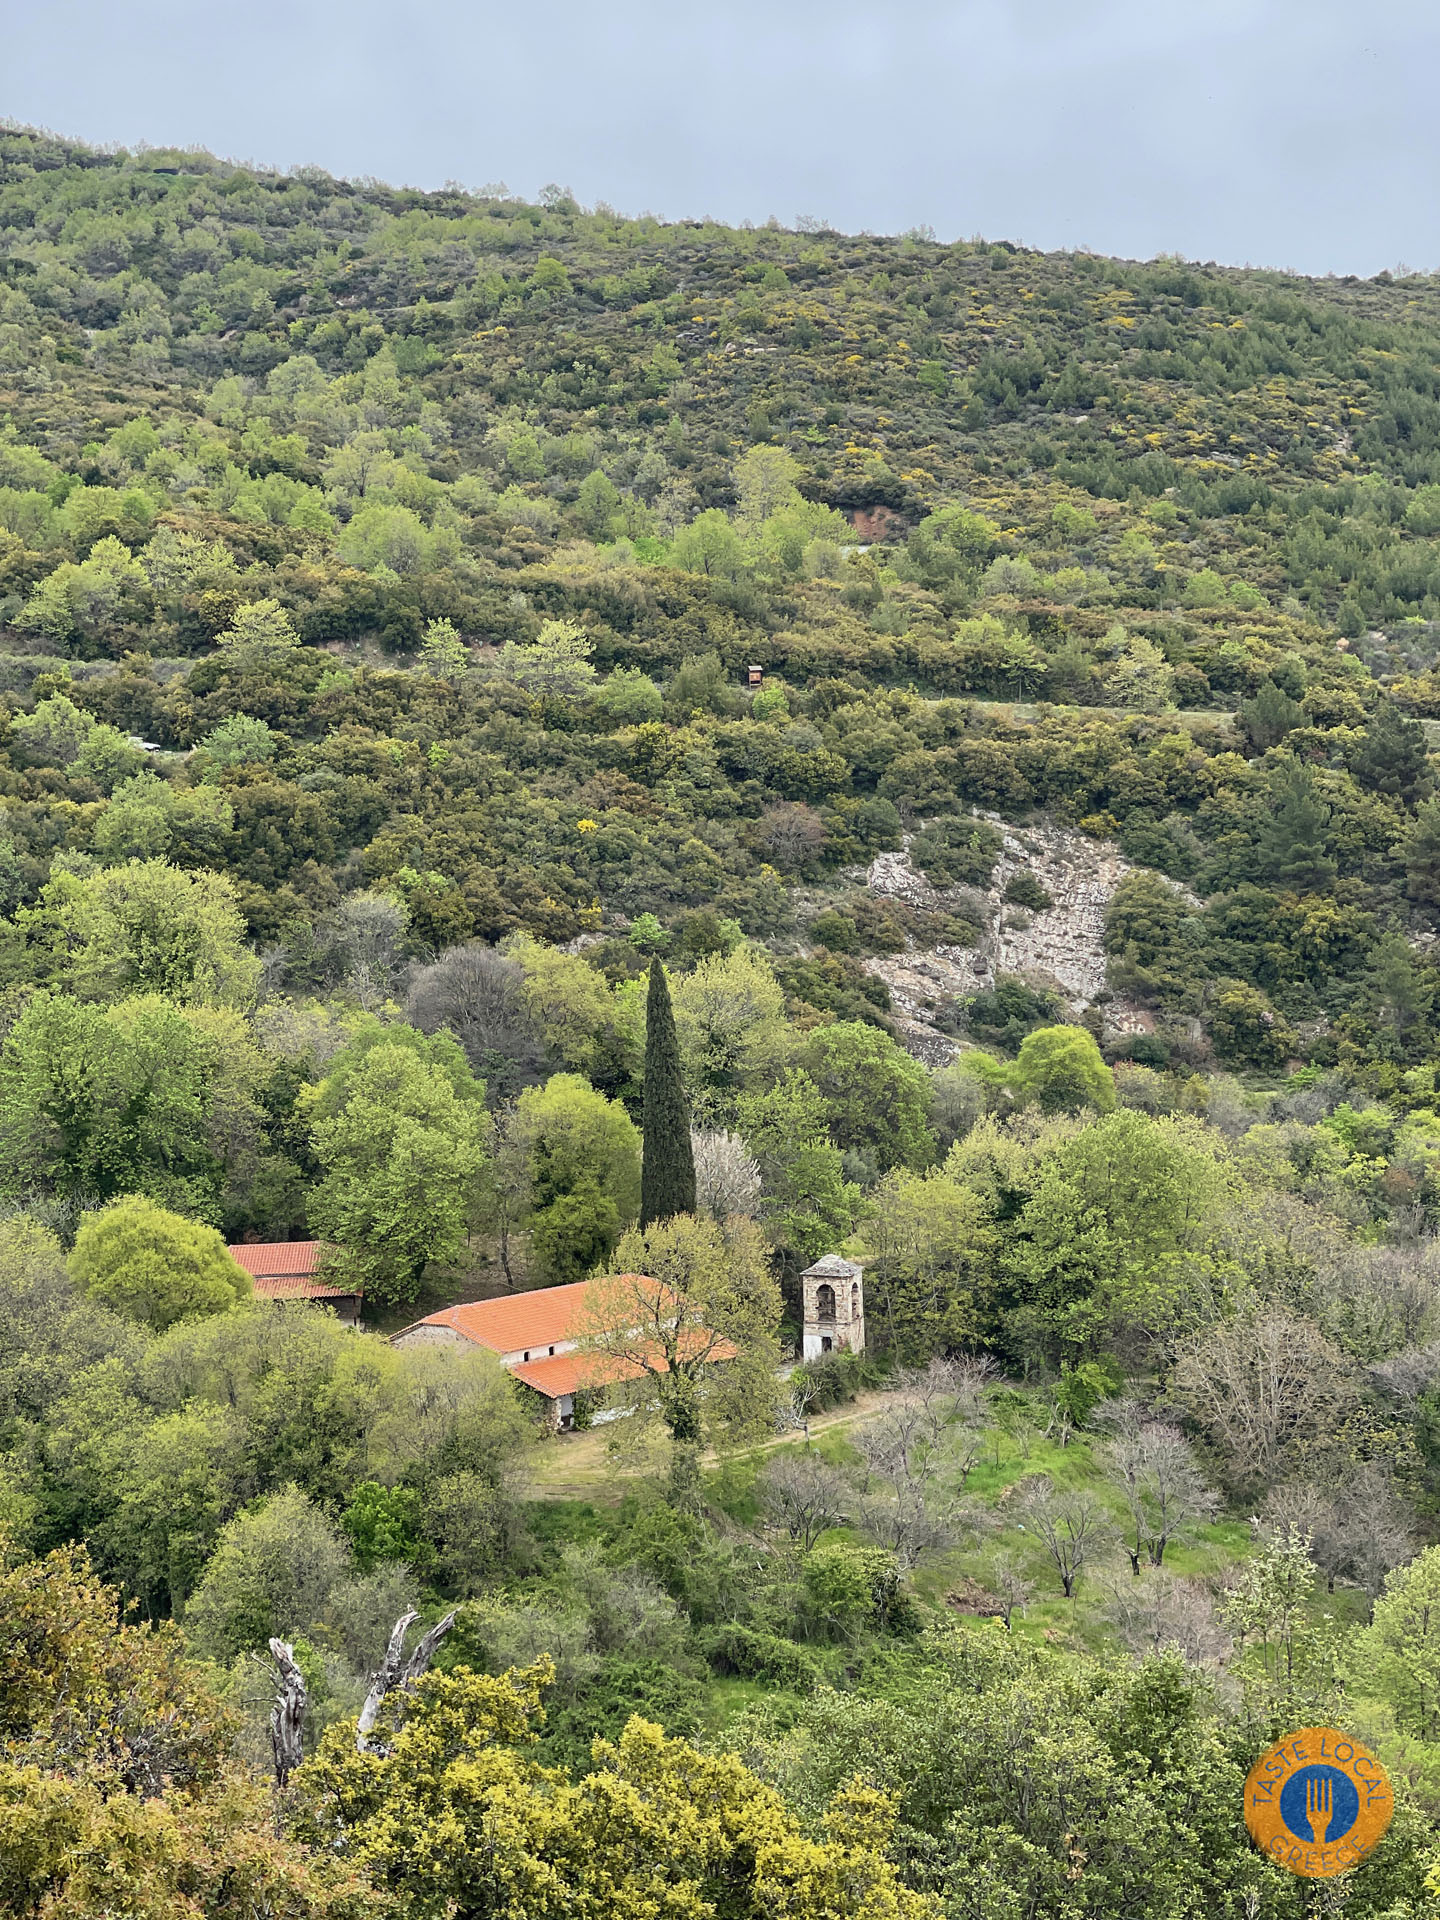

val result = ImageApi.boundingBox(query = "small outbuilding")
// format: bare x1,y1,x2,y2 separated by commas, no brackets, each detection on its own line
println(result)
227,1241,363,1326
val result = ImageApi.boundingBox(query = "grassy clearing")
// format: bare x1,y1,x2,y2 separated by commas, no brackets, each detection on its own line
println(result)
522,1384,1373,1680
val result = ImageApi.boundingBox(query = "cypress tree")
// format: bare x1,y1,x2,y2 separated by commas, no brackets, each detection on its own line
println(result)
640,955,696,1227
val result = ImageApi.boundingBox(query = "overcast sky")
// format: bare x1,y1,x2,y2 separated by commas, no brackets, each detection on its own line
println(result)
7,0,1438,276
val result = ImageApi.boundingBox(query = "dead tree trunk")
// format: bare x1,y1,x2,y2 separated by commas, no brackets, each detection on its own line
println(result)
355,1609,457,1754
267,1639,307,1787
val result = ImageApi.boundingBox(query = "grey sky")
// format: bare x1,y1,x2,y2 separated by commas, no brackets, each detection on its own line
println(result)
7,0,1438,274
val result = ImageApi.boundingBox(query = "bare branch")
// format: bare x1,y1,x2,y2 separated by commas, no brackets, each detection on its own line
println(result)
266,1638,307,1788
761,1451,850,1549
356,1608,458,1753
1016,1478,1111,1598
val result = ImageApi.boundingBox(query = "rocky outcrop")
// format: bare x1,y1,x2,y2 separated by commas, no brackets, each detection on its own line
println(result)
861,817,1185,1057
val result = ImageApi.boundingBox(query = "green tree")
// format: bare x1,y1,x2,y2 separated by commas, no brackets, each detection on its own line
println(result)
0,993,231,1216
1367,930,1434,1037
671,945,795,1126
213,596,302,670
1014,1025,1116,1114
496,618,596,699
1357,1544,1440,1743
17,861,260,1006
733,445,803,534
68,1194,250,1330
1404,794,1440,909
1238,679,1304,752
503,931,618,1073
1348,701,1428,800
671,508,744,579
595,666,663,723
512,1072,640,1281
93,773,233,867
15,536,150,649
1207,978,1296,1068
305,1041,489,1305
10,692,100,766
578,1212,781,1459
1104,874,1204,1009
530,1185,622,1286
576,469,622,537
857,1165,996,1361
1007,1111,1231,1358
417,616,469,677
640,957,696,1227
195,713,277,769
1255,757,1336,892
799,1022,935,1174
340,1480,427,1571
182,1484,349,1662
738,1071,862,1265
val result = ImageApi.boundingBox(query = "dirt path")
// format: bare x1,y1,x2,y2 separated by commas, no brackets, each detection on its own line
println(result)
521,1389,898,1502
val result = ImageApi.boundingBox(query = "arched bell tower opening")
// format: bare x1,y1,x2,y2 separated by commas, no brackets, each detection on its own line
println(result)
801,1254,864,1361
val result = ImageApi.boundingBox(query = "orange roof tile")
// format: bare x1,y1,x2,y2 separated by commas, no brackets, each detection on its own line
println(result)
509,1336,739,1400
413,1278,609,1355
509,1350,643,1398
252,1274,362,1302
229,1241,326,1279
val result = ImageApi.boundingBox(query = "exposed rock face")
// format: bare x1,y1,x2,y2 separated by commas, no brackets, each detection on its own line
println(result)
861,817,1182,1059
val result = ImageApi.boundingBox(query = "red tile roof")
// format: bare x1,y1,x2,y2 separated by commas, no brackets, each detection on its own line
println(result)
403,1277,735,1398
509,1335,738,1400
412,1279,598,1356
252,1274,362,1302
229,1241,325,1279
509,1350,641,1398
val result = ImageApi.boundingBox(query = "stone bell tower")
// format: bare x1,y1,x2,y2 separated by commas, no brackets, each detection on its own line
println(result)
801,1254,865,1361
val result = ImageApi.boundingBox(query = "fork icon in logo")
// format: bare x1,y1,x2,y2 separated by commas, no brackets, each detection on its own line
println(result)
1305,1774,1334,1844
1278,1764,1359,1848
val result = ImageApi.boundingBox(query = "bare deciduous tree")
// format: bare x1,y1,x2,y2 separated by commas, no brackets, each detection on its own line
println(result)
948,1423,986,1488
331,891,409,1007
902,1354,995,1434
406,942,544,1093
1101,1418,1216,1574
1103,1572,1231,1665
855,1480,975,1571
855,1402,933,1489
781,1369,825,1436
987,1551,1033,1629
1170,1311,1354,1496
1262,1464,1413,1601
761,1451,851,1549
1016,1478,1111,1598
1369,1341,1440,1404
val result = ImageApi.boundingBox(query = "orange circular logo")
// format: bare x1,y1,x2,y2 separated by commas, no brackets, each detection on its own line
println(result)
1245,1727,1393,1878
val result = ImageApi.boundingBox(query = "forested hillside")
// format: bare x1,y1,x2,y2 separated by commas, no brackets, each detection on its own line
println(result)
10,122,1440,1920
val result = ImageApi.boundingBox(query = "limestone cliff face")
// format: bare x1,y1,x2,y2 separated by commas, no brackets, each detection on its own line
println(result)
859,817,1189,1062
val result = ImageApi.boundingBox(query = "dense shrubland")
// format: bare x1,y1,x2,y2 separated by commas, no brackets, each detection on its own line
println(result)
11,122,1440,1916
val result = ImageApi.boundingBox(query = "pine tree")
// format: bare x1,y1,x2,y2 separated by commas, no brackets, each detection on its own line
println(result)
640,956,696,1227
1238,678,1303,752
418,617,468,678
1256,757,1335,893
1405,795,1440,908
1349,701,1428,799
